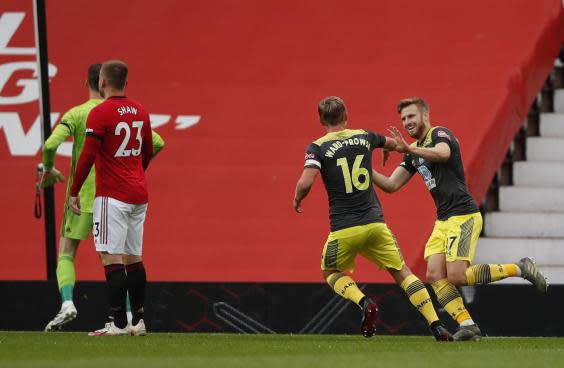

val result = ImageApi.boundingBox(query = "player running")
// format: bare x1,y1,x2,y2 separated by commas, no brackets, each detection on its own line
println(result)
293,96,452,341
42,64,164,332
69,60,156,336
372,97,548,341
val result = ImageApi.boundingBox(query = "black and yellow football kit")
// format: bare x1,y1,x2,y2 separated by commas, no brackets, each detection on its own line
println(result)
304,129,404,272
400,126,481,262
400,126,478,220
398,126,526,330
304,129,442,329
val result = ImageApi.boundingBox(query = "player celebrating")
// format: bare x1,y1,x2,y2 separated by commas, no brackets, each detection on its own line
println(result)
70,60,155,336
372,97,548,341
42,64,164,332
293,96,452,341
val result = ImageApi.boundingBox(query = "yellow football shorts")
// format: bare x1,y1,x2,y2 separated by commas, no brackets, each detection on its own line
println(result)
424,212,483,263
61,205,93,241
321,222,405,272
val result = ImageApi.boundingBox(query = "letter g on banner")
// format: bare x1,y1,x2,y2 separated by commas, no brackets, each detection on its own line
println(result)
0,62,57,105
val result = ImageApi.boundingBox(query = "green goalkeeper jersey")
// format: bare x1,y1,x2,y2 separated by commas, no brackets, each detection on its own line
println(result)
42,98,165,214
43,99,102,213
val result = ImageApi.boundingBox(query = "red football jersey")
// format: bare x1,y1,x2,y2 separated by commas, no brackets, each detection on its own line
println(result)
71,96,153,204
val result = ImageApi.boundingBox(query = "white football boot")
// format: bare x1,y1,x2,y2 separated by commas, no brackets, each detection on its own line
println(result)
88,321,129,336
128,319,147,336
44,302,77,332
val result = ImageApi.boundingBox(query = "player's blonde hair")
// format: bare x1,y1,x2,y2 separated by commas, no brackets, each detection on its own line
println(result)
318,96,347,126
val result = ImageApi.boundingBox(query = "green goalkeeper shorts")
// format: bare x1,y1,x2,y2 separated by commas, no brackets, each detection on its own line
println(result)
60,206,93,240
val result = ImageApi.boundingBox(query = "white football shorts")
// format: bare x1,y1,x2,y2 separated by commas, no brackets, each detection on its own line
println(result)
92,196,148,256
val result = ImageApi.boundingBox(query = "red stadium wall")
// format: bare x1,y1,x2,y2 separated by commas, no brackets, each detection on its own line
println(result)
1,0,563,282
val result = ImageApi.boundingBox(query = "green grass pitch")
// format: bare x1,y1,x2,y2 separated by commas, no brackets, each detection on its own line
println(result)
1,333,563,368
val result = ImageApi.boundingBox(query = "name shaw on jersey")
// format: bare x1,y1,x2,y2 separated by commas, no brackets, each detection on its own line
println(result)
324,137,371,158
117,106,138,116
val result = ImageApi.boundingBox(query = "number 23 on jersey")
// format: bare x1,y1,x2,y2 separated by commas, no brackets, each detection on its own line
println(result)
114,121,144,157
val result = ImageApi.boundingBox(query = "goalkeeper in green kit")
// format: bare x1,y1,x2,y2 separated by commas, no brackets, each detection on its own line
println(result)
41,64,165,331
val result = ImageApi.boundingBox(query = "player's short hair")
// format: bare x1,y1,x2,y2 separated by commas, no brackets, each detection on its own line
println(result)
87,63,102,91
100,60,128,90
318,96,347,126
397,97,429,114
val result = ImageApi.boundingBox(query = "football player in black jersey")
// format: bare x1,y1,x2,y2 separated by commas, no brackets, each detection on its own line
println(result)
372,97,548,341
294,96,451,340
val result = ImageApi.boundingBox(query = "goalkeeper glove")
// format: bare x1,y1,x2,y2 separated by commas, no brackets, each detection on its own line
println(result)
39,166,65,188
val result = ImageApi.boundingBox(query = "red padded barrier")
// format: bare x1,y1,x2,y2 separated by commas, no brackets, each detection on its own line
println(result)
0,0,562,281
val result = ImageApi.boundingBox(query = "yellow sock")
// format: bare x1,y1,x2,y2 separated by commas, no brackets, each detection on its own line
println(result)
326,272,365,307
431,279,472,324
466,264,519,285
400,274,439,325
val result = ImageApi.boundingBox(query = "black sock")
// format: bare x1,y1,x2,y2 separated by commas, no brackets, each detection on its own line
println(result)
126,262,146,325
104,263,128,329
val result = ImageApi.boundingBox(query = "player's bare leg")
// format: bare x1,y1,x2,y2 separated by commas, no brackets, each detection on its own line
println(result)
124,254,147,336
323,270,378,338
427,255,480,341
388,265,452,341
89,252,128,336
426,253,448,283
45,237,80,332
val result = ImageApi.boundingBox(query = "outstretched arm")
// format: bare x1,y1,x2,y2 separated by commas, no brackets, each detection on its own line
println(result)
389,126,451,163
381,136,397,167
383,136,397,150
293,168,319,213
372,166,413,193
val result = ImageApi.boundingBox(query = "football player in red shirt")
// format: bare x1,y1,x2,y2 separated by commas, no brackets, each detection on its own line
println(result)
70,60,153,336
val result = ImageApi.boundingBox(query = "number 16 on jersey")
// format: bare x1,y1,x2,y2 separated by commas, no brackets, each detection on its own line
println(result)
336,154,370,193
